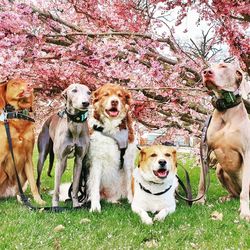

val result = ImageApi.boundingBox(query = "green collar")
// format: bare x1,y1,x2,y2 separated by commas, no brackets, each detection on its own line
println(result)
211,89,242,112
58,109,88,123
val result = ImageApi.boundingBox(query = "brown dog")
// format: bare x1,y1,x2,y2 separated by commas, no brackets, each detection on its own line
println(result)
0,79,45,205
197,63,250,220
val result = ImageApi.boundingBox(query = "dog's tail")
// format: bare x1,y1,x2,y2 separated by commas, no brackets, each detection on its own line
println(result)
36,116,54,192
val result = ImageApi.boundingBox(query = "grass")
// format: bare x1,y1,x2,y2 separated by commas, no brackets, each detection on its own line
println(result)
1,152,250,250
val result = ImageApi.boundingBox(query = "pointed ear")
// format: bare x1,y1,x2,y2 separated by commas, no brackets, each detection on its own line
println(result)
0,84,7,109
236,70,243,86
138,149,146,167
172,149,177,169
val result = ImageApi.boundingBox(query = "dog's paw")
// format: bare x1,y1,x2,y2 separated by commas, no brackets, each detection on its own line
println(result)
142,216,153,225
154,210,167,222
219,195,234,203
90,203,101,213
240,211,250,222
35,196,46,206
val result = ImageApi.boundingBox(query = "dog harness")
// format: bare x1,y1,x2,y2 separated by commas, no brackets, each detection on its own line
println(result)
58,109,88,123
0,104,35,122
139,182,172,196
211,89,242,112
93,124,128,168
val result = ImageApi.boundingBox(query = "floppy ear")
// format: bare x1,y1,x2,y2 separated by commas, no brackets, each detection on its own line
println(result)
123,89,132,106
62,89,67,100
0,84,7,109
92,89,100,104
236,70,243,86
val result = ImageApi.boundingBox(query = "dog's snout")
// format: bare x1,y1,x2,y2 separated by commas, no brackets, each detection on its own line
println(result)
111,100,119,106
82,102,90,108
158,159,167,168
203,69,213,77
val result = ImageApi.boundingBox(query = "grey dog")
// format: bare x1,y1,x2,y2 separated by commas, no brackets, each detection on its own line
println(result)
36,83,91,207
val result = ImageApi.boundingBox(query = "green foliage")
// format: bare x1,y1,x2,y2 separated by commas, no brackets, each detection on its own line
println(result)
1,151,250,250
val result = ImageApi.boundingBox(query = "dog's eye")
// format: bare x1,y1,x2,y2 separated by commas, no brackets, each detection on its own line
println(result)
150,153,157,157
219,64,227,68
117,92,122,97
72,89,77,93
165,153,171,157
87,91,91,95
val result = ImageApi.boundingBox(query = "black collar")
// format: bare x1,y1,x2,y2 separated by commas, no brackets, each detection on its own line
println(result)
139,182,172,196
58,109,88,123
211,89,242,112
0,104,35,123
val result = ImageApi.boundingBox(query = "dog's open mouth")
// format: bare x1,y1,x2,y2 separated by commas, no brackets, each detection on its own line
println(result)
153,169,169,179
105,107,119,117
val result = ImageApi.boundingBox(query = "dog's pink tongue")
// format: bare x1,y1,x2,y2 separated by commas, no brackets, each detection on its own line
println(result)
157,170,167,177
109,110,119,117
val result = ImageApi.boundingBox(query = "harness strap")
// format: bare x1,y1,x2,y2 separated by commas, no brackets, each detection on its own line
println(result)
139,182,172,196
92,124,128,168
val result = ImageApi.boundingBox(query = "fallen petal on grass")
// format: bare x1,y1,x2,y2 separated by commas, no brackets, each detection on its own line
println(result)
211,211,223,221
54,225,65,232
144,239,158,248
80,218,91,224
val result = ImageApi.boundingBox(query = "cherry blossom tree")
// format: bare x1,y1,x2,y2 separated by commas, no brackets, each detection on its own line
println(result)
0,0,249,140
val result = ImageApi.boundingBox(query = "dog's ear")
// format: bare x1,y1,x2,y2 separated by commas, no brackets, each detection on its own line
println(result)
171,149,177,169
138,149,146,167
92,89,100,104
62,89,67,100
236,70,243,86
0,83,7,109
123,88,132,106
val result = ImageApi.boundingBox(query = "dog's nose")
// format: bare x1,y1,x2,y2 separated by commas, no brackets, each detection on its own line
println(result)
158,159,167,168
111,100,119,106
82,102,89,108
203,69,213,76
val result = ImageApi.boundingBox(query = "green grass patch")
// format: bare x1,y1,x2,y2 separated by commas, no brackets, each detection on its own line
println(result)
1,150,249,250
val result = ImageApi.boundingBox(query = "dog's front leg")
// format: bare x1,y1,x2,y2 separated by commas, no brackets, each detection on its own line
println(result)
124,145,137,203
132,203,153,225
88,162,102,212
154,205,175,222
52,158,66,207
240,152,250,221
71,155,83,208
25,157,46,205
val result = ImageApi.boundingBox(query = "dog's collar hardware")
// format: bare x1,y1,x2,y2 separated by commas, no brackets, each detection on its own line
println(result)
59,109,88,123
92,124,128,169
211,89,242,112
139,182,172,196
0,105,35,123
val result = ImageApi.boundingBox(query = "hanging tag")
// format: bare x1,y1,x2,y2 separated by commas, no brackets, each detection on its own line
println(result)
0,112,6,122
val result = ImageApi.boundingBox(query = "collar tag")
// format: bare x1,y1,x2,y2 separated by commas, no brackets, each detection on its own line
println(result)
0,112,6,122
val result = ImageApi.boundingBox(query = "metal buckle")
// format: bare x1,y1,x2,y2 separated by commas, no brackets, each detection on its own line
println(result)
0,112,7,122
